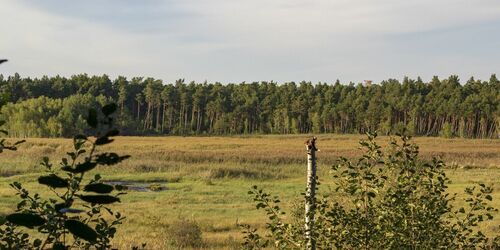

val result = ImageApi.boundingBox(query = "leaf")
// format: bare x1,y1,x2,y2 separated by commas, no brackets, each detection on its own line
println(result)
38,174,68,188
76,161,97,173
74,134,87,140
6,213,46,228
95,136,113,145
84,183,114,194
78,195,120,204
64,219,97,242
61,166,75,172
52,242,66,250
63,162,97,173
55,202,69,212
485,195,492,201
33,239,42,248
94,153,130,165
102,103,117,116
87,109,98,128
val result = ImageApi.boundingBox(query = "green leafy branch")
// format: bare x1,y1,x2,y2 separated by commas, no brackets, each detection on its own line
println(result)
1,103,130,250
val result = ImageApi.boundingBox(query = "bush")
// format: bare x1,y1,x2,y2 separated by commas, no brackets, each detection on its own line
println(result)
440,122,454,138
242,132,499,249
0,103,131,249
166,219,203,248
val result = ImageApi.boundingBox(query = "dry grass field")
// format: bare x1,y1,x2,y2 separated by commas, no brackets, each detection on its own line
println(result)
0,135,499,249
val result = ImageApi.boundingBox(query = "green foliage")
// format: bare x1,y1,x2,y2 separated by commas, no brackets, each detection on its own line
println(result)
0,103,130,249
311,112,321,134
240,224,269,250
0,119,25,152
242,186,303,249
440,121,454,138
0,74,498,138
243,133,499,249
0,94,104,137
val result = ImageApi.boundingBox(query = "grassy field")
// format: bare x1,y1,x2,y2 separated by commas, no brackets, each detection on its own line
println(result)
0,135,499,249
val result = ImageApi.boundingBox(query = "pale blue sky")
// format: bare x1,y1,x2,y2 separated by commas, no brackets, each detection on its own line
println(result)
1,0,499,83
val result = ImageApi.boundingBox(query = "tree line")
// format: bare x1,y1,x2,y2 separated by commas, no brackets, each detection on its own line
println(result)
0,73,498,138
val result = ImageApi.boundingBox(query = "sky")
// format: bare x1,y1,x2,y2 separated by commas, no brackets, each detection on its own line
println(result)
1,0,499,84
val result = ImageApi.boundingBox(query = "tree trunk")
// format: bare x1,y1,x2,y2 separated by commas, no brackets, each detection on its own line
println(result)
197,108,202,133
137,101,141,120
144,102,152,130
305,137,318,250
156,103,161,131
162,103,167,133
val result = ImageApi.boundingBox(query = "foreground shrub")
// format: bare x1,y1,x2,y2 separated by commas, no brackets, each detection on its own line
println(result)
0,104,130,249
242,133,499,249
166,219,203,248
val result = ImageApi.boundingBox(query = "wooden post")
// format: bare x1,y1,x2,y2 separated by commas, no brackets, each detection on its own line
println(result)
305,136,318,250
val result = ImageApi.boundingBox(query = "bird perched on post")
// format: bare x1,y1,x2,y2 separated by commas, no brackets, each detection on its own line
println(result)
0,59,8,65
305,136,319,152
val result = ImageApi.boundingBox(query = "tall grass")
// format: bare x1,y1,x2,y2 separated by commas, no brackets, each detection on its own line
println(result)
0,135,498,249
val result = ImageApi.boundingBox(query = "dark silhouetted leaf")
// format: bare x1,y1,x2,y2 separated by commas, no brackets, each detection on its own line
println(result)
33,239,42,247
6,213,46,228
52,242,66,250
102,103,117,116
78,195,120,204
55,202,67,212
64,219,97,242
74,134,87,140
75,162,97,173
38,174,68,188
95,136,113,145
84,183,114,193
95,153,130,165
62,162,97,173
61,166,75,172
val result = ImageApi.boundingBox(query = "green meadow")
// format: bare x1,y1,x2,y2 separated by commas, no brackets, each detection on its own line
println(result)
0,135,499,249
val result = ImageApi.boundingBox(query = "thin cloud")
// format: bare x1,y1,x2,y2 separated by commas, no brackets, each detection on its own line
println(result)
1,0,499,83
